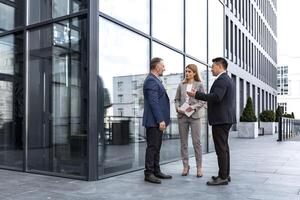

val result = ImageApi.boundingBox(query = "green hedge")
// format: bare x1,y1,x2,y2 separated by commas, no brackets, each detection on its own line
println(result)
259,110,275,122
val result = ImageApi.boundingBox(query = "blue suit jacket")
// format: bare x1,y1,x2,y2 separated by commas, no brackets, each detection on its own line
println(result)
142,73,170,128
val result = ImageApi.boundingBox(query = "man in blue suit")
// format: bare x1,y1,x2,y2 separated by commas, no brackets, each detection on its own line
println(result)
187,57,236,186
143,57,172,184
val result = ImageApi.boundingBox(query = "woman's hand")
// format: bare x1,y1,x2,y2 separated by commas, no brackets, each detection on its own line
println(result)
176,108,185,114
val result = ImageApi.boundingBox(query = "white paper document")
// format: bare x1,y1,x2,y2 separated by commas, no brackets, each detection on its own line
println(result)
178,102,194,117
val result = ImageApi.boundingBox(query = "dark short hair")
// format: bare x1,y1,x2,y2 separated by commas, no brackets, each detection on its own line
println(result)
212,57,228,70
150,57,163,70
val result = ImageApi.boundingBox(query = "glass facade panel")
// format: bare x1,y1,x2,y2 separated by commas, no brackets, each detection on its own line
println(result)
99,0,149,34
28,17,87,177
98,17,149,176
28,0,87,24
186,0,207,62
152,42,184,162
152,0,184,50
0,1,24,33
208,0,224,61
0,0,214,180
0,33,23,169
207,66,215,152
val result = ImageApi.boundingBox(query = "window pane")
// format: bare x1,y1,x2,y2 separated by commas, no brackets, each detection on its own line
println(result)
153,0,184,50
28,0,87,24
0,33,24,169
99,0,149,34
28,17,87,177
0,1,24,33
152,42,183,160
208,0,224,60
152,42,183,75
186,0,207,62
98,17,149,176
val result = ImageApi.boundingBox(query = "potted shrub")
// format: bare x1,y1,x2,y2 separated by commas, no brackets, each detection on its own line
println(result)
259,110,276,135
238,97,258,138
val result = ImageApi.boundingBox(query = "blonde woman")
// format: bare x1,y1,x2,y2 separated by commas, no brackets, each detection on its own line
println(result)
175,64,206,177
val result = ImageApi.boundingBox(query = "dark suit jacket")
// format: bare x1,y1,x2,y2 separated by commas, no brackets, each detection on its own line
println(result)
195,72,236,125
142,73,170,128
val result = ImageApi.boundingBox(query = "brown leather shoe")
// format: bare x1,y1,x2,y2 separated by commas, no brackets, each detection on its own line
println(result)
207,177,228,186
181,166,190,176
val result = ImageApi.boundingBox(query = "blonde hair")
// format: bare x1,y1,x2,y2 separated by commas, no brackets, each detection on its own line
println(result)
182,64,202,84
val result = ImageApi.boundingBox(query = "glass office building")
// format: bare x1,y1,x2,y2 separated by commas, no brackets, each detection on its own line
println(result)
224,0,278,125
0,0,276,181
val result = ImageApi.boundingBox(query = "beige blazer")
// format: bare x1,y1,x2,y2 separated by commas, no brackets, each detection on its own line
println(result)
174,81,206,119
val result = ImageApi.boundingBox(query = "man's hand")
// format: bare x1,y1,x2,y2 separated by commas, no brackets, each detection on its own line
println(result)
187,88,196,97
159,121,166,132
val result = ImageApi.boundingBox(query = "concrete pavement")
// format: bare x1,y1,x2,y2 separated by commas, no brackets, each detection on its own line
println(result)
1,134,300,200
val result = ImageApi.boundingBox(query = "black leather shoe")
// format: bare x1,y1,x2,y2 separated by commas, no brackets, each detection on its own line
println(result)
211,175,231,182
154,172,172,179
144,174,161,184
207,177,228,186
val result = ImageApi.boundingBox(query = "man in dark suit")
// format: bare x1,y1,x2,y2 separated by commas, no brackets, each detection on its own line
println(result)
143,57,172,184
187,57,236,186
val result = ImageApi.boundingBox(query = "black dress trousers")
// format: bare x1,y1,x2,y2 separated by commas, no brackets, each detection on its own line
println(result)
144,127,163,176
212,124,232,179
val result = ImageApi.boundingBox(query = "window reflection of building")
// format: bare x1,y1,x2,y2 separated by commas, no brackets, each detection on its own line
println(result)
0,32,24,168
113,73,182,118
28,0,86,24
0,1,24,33
27,17,87,176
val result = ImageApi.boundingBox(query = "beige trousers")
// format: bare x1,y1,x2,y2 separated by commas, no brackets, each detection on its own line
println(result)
178,115,202,168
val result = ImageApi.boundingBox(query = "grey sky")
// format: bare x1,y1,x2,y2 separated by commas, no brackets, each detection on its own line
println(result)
278,0,300,72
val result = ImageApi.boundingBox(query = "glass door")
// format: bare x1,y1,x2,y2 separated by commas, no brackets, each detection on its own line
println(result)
27,17,88,177
0,33,24,170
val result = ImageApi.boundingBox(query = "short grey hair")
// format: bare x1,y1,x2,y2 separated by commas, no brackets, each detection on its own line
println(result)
150,57,163,70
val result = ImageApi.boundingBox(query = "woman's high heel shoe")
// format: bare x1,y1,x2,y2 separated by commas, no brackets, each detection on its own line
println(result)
196,168,203,177
181,166,190,176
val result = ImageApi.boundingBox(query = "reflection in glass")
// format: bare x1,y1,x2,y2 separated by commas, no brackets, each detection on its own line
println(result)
186,0,207,62
99,17,149,176
208,66,215,152
0,33,23,169
28,0,86,24
152,42,183,159
99,0,149,34
28,17,87,177
152,0,184,50
208,0,224,61
152,41,183,120
0,1,24,33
